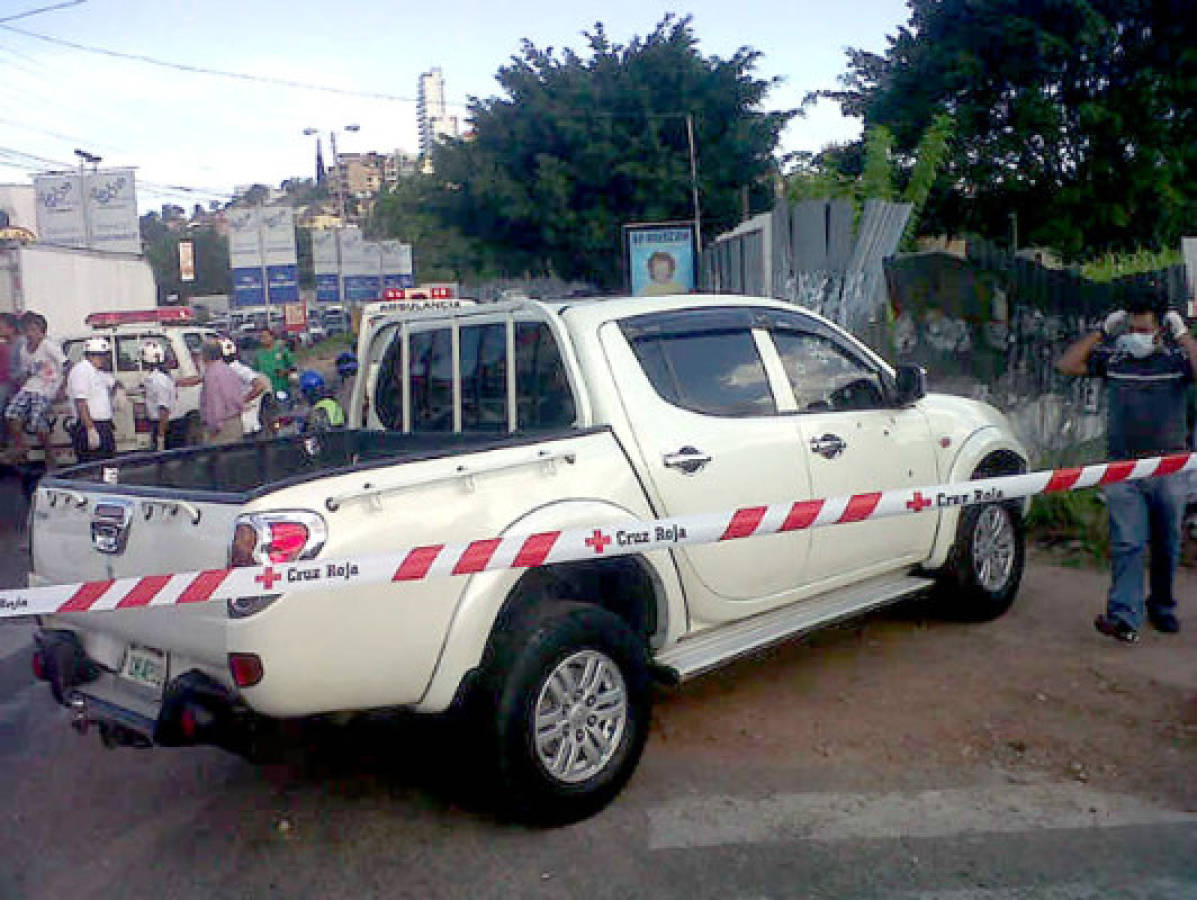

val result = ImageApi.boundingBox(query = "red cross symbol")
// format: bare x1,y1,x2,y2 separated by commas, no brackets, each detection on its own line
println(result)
585,529,612,554
255,566,282,589
906,491,933,513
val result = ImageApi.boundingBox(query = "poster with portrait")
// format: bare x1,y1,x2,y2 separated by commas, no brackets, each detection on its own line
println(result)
624,222,696,297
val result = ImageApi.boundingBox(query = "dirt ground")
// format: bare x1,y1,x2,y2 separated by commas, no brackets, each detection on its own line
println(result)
648,550,1197,813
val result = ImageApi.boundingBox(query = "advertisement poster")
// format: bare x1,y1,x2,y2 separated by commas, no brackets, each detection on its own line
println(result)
178,240,195,282
624,222,696,297
32,173,87,248
266,264,300,303
84,167,140,254
312,229,340,302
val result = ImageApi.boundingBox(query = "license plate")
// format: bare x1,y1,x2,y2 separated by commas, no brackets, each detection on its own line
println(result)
121,645,166,691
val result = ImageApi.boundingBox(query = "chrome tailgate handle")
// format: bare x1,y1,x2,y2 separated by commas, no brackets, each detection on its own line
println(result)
810,433,847,459
663,446,712,474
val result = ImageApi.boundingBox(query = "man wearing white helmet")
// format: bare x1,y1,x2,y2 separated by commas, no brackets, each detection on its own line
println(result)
67,335,120,463
218,337,269,436
140,341,179,451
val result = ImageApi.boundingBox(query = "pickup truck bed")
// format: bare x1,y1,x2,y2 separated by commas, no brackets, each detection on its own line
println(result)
53,428,579,498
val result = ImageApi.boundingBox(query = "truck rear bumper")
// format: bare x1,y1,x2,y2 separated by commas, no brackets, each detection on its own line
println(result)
34,628,265,756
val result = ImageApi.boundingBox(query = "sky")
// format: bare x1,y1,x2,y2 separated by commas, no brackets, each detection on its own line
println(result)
0,0,911,212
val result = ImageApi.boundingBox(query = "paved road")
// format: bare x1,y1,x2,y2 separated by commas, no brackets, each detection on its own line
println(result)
1,471,1194,899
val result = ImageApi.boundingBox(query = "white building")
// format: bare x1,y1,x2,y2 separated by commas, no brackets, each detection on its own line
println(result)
0,184,39,237
417,68,460,169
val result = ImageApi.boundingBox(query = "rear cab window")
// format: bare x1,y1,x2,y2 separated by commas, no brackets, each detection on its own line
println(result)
369,311,577,434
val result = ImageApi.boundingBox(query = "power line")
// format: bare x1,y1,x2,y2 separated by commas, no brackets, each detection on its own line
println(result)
0,0,86,26
0,22,471,108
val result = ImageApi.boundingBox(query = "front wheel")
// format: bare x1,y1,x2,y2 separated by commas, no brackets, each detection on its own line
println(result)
938,501,1025,621
484,602,651,824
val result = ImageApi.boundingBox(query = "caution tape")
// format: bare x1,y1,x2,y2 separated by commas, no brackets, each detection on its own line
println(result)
1,452,1193,620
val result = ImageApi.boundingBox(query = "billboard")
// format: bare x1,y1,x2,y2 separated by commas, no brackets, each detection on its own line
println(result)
227,207,263,269
261,206,298,303
340,227,380,302
381,240,415,289
624,222,696,297
312,229,340,302
33,173,87,248
84,167,140,254
1184,237,1197,318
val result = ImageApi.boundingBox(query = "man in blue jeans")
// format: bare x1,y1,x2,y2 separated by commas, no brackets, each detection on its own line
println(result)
1057,298,1197,642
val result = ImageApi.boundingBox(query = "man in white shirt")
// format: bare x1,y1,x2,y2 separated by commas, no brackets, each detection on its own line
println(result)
67,336,119,463
219,337,269,436
4,312,65,466
140,341,179,450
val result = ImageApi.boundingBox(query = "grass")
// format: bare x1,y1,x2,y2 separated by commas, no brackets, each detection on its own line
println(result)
1025,490,1110,565
296,333,354,366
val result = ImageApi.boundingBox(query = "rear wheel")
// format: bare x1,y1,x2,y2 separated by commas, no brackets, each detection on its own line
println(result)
482,602,651,824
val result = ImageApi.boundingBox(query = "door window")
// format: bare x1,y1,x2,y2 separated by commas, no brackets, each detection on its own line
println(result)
773,331,887,412
627,328,775,417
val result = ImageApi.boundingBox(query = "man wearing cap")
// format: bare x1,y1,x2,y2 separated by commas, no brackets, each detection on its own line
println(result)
67,336,120,463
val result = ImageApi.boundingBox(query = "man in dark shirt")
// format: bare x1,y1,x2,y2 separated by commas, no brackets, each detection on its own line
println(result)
1057,299,1197,642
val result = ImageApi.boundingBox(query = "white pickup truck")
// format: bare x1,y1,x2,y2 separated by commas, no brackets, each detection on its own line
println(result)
29,295,1028,822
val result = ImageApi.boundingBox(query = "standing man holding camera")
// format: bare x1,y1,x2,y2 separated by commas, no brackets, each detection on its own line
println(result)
1057,298,1197,642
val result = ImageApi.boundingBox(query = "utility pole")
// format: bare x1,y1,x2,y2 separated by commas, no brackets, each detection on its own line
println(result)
685,113,702,254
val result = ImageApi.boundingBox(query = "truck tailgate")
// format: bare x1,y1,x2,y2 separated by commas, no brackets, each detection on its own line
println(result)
32,485,240,667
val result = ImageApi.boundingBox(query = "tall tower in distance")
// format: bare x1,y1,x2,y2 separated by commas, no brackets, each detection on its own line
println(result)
417,67,459,172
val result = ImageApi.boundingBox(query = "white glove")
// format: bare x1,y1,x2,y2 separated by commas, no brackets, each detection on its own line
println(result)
1162,310,1187,342
86,427,100,451
1101,309,1128,338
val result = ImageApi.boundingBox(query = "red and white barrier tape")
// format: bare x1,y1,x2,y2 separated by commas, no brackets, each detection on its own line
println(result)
1,452,1193,620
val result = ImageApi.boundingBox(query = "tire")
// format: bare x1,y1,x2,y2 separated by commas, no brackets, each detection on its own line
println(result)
482,602,651,825
938,500,1025,621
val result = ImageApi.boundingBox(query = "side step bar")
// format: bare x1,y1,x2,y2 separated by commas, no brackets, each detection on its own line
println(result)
655,573,936,682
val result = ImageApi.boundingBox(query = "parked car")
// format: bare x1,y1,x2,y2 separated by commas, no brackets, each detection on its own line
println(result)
30,295,1028,823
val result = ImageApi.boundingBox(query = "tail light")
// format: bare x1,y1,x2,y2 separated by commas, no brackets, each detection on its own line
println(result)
228,653,264,687
229,511,327,567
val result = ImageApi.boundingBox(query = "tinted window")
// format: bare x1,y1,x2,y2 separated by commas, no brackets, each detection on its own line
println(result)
773,331,886,412
629,329,775,416
515,322,575,430
409,328,453,432
182,331,205,354
460,323,508,432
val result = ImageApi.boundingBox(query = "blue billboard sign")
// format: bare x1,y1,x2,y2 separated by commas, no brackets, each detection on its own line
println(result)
315,273,341,302
383,273,415,290
266,264,300,303
344,274,381,302
232,267,265,307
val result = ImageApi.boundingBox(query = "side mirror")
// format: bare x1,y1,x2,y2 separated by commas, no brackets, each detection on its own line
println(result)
894,364,926,406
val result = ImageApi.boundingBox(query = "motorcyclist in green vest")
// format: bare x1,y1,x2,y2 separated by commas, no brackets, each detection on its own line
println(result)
299,369,345,431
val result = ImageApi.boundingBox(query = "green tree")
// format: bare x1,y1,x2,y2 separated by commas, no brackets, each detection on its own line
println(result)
407,16,792,287
823,0,1196,257
139,212,231,302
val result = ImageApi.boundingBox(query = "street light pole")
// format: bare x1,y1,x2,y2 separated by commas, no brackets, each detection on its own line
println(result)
73,148,101,249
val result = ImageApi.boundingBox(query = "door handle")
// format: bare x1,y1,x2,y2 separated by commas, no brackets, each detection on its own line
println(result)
663,446,712,474
810,433,847,459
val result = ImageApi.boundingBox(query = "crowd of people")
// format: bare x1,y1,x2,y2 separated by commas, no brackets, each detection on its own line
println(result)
0,315,345,468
